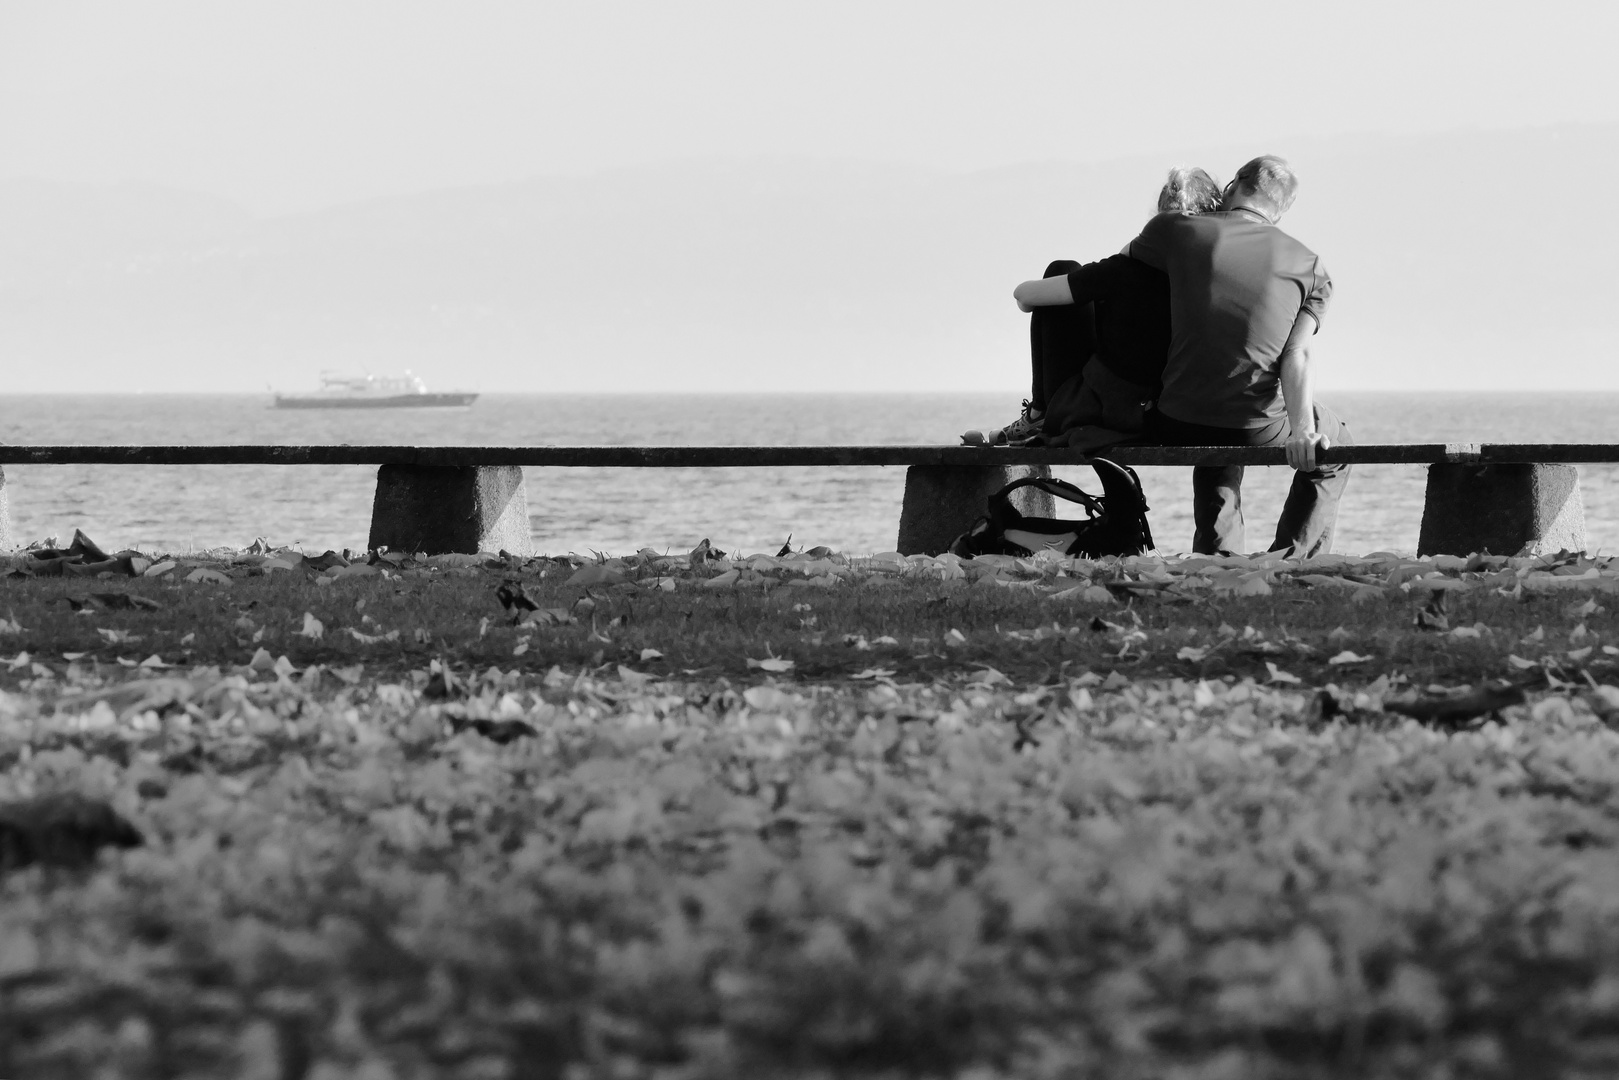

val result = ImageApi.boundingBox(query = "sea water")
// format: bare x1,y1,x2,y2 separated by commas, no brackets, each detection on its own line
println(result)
1,392,1616,558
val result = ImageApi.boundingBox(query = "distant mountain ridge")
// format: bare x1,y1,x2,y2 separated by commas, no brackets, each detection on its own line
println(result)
1,123,1614,393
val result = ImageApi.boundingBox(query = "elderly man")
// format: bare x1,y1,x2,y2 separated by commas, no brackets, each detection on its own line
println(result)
1127,155,1351,556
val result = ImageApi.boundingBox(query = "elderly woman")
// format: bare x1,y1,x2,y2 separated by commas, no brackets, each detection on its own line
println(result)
967,166,1222,447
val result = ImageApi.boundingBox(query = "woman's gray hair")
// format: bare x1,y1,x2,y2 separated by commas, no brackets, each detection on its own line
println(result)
1157,166,1223,214
1230,155,1299,215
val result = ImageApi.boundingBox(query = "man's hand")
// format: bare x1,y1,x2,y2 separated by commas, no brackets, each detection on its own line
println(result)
1287,429,1329,471
1278,310,1322,470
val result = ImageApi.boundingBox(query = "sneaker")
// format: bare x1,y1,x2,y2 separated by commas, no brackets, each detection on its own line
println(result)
998,400,1046,445
961,400,1045,447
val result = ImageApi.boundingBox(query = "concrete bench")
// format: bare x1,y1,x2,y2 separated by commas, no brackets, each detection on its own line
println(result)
0,442,1602,558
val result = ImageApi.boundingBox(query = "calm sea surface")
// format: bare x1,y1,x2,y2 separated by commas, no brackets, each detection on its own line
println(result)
1,392,1616,557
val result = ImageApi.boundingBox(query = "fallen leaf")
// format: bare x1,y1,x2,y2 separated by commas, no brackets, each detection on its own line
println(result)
703,569,742,589
90,593,162,611
348,628,402,645
1265,661,1301,685
1328,650,1373,665
495,582,540,612
746,657,795,673
1386,682,1527,728
520,608,574,627
297,612,325,640
1414,592,1449,631
451,718,537,744
1235,574,1273,597
0,794,143,870
566,563,628,587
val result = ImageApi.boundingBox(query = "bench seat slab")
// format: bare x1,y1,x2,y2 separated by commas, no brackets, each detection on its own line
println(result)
897,464,1055,556
368,464,532,556
1417,462,1585,557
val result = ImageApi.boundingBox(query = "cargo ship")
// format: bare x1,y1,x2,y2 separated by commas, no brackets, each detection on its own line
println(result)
272,372,477,409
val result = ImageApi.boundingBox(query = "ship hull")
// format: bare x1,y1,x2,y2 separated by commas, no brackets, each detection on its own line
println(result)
273,392,478,410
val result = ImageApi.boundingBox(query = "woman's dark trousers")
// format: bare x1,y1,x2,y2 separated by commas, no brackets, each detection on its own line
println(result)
1028,260,1096,411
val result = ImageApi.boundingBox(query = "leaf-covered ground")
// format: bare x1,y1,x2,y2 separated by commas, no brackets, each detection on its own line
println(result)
5,543,1619,1078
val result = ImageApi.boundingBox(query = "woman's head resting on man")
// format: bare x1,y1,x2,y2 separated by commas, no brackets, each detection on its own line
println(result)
1157,166,1222,215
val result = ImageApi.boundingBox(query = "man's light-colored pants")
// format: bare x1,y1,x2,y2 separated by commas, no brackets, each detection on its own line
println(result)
1143,403,1353,556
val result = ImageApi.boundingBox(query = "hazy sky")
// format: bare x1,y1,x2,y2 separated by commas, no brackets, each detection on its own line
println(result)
4,1,1616,213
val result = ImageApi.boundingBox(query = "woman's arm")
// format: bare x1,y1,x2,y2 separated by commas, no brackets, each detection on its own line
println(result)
1012,275,1074,313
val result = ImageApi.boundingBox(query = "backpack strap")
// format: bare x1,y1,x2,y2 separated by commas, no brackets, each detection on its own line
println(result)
1086,457,1155,552
987,475,1104,518
1087,457,1150,514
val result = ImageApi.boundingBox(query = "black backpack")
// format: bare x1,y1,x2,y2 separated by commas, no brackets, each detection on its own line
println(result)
949,461,1154,559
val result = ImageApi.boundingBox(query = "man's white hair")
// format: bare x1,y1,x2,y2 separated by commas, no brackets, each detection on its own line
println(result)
1231,155,1299,215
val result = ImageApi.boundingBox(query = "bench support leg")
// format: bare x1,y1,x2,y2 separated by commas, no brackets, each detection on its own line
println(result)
897,464,1054,556
1417,463,1585,557
0,465,9,550
368,465,532,556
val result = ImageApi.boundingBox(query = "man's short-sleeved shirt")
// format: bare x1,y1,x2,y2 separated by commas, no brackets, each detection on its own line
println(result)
1065,254,1171,391
1128,209,1331,429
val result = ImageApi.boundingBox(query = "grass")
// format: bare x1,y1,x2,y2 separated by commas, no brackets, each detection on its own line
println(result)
0,549,1605,687
2,547,1619,1078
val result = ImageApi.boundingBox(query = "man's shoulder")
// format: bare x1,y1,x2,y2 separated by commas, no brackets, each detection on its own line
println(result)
1267,226,1327,275
1215,214,1325,270
1267,222,1320,255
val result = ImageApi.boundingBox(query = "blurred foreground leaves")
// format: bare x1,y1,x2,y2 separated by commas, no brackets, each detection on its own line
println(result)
2,541,1619,1076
